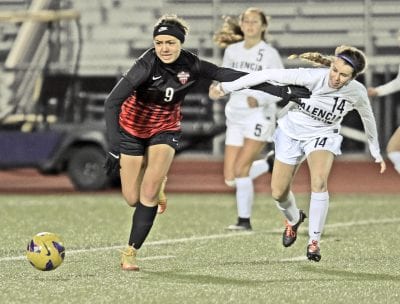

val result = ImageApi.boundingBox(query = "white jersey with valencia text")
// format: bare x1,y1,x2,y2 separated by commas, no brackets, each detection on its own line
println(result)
221,68,383,162
222,40,283,121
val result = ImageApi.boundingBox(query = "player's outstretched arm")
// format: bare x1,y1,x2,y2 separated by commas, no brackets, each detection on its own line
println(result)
209,82,311,105
250,83,311,104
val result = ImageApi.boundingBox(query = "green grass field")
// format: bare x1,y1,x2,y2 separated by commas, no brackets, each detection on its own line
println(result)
1,192,399,303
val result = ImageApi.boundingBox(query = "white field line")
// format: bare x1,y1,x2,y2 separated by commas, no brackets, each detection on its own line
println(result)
1,217,399,263
0,231,254,262
278,256,308,262
270,217,400,234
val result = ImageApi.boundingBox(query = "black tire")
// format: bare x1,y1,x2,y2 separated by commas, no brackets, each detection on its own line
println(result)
67,146,109,191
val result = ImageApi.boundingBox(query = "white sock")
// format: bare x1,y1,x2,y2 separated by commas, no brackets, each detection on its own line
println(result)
249,159,269,179
308,191,329,244
388,151,400,174
235,177,254,218
275,191,299,225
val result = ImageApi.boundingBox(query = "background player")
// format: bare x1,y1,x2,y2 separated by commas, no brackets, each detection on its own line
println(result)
368,55,400,174
210,45,386,261
213,7,283,231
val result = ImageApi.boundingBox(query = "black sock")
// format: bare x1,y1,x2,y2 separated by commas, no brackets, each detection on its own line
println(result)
128,202,158,250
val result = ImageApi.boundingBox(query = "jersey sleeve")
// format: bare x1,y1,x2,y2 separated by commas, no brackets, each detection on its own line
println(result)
376,65,400,96
198,59,247,81
201,60,311,100
221,45,284,105
123,52,153,87
220,68,318,93
354,88,383,162
104,78,133,152
104,52,152,152
239,89,281,106
242,48,284,106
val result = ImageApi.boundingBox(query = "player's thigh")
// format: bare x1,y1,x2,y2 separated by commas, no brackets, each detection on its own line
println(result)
120,154,145,205
270,159,298,200
271,128,304,199
306,150,334,192
234,138,266,176
140,144,175,204
387,127,400,152
225,121,245,180
303,134,341,192
224,145,241,181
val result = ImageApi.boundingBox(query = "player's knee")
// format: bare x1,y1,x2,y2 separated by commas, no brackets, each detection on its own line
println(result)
140,183,160,204
271,181,291,201
234,163,251,178
122,192,139,207
310,176,327,192
271,188,287,201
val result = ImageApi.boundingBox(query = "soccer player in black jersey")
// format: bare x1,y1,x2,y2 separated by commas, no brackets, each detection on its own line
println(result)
104,13,310,271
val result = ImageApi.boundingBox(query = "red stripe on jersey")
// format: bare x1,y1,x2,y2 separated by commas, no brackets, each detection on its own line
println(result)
119,95,182,138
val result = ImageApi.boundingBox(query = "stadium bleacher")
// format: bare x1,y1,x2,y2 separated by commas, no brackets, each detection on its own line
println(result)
1,0,399,154
2,0,400,71
26,0,389,74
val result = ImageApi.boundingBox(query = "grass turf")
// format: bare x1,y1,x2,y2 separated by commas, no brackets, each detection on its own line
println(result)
0,192,399,303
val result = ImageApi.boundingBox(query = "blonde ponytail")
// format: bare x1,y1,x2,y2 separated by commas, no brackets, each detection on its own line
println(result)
213,16,243,48
288,52,333,67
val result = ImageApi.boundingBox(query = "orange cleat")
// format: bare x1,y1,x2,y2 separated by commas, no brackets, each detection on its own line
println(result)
120,246,139,271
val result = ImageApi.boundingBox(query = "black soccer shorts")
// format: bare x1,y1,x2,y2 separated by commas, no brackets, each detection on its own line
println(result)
119,130,181,156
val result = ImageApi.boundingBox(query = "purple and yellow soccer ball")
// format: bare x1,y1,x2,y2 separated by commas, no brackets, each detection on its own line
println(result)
26,232,65,271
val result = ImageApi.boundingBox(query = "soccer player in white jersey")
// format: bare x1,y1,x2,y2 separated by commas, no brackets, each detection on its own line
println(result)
210,45,386,261
368,62,400,175
213,7,283,231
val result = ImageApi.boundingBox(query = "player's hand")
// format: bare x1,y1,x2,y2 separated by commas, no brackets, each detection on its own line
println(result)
379,160,386,174
209,83,225,100
104,151,120,176
367,87,378,97
281,85,312,104
249,83,311,106
246,96,258,108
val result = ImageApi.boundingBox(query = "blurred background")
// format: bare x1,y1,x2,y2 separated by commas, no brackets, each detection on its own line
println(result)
0,0,399,191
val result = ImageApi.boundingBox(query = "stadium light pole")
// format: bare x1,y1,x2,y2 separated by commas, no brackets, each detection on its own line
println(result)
363,0,374,88
212,0,221,64
363,0,383,152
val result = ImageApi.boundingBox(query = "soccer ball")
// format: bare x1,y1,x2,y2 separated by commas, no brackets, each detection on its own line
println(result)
26,232,65,271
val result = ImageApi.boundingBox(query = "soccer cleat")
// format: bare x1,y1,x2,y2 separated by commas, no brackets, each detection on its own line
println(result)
264,150,275,173
157,176,168,214
307,240,321,262
226,218,252,231
282,210,307,247
120,246,139,271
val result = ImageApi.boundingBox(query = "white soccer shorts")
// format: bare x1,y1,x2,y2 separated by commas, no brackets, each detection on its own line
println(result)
273,127,343,165
225,111,275,146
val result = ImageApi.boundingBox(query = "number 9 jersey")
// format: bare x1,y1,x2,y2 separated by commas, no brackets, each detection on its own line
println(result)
117,48,244,139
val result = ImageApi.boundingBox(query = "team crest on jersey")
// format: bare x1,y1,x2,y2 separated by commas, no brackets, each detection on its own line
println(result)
177,71,190,84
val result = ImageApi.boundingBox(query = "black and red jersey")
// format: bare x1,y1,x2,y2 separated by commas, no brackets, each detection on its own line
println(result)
105,48,247,150
119,48,239,138
104,48,289,152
